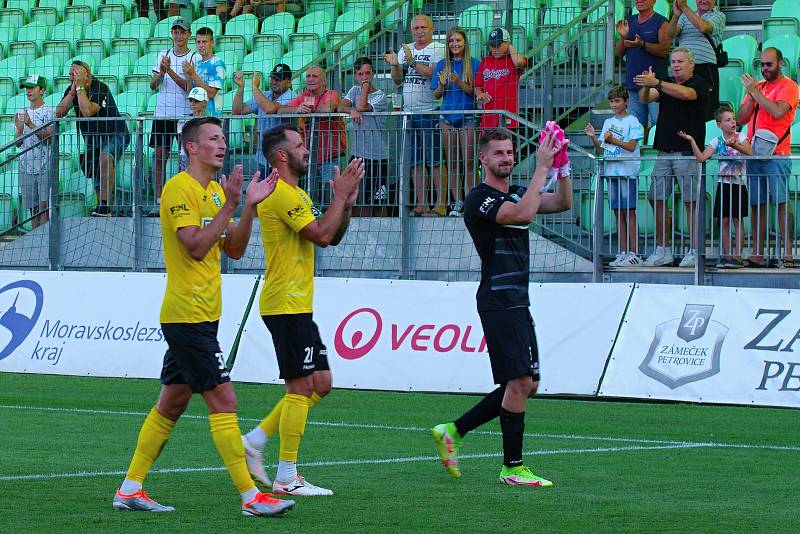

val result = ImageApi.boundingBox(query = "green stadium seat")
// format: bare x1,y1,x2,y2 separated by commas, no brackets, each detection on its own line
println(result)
113,17,154,60
5,93,29,117
253,34,285,60
217,50,242,91
53,75,72,98
579,1,623,64
97,0,131,28
96,53,135,95
761,34,800,79
43,21,85,66
0,95,5,114
459,4,494,47
0,56,27,102
29,55,64,89
115,91,146,117
44,92,63,108
718,68,744,111
63,0,96,27
382,0,422,29
217,13,259,55
538,0,581,65
721,34,758,78
0,171,20,231
290,11,334,54
704,119,722,145
307,0,340,21
30,2,59,26
146,92,158,114
146,37,173,55
9,21,51,65
32,0,67,21
0,20,16,57
280,49,316,91
344,0,375,19
77,20,118,67
260,12,295,53
511,0,541,46
191,14,222,38
763,0,799,43
242,49,280,82
327,9,371,70
0,5,26,29
125,52,159,95
59,170,96,217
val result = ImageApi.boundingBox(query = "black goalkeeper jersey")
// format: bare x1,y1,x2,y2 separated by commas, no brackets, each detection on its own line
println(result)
463,182,530,312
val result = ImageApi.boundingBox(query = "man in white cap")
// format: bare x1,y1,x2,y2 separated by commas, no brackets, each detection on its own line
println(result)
14,74,53,229
178,87,210,171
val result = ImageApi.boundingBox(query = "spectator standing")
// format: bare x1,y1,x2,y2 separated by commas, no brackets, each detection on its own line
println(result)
338,57,391,217
666,0,725,120
585,85,644,267
178,87,212,171
431,27,481,217
56,61,131,217
14,75,53,229
279,67,346,205
635,47,708,268
678,107,752,268
183,27,226,117
474,28,528,131
150,18,198,211
137,0,167,21
615,0,669,138
737,47,798,268
233,64,296,178
385,14,446,217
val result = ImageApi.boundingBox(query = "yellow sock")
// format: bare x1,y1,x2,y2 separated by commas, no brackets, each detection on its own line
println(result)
258,392,322,439
209,412,256,494
125,407,175,483
278,394,310,463
257,398,284,438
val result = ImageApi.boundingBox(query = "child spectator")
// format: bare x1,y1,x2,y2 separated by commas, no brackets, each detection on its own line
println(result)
14,75,53,229
431,27,480,217
150,18,198,212
585,85,644,267
182,27,226,117
678,107,752,268
474,28,527,130
337,57,391,217
178,87,211,171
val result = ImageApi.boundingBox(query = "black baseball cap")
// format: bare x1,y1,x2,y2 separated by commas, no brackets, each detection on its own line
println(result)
270,63,292,81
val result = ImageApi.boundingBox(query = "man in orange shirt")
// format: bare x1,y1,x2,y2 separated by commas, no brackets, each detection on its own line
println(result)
737,47,798,268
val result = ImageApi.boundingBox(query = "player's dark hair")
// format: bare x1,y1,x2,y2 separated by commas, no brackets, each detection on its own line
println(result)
354,57,373,71
181,116,222,151
196,26,214,39
262,124,303,165
478,128,514,153
607,84,628,101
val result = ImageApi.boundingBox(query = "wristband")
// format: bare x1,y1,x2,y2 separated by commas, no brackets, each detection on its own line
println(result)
656,80,663,91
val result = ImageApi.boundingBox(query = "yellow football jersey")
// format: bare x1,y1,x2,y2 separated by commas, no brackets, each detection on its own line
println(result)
159,171,229,323
257,179,317,316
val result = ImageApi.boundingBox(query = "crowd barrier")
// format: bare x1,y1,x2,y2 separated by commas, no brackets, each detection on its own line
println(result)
1,270,797,408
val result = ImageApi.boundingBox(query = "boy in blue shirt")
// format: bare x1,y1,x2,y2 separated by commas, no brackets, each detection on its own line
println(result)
585,85,644,266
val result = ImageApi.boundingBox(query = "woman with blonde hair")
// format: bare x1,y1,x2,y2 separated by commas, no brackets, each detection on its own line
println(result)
431,26,481,216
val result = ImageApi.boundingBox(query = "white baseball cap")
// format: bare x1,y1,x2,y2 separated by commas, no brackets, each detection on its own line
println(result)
187,87,208,102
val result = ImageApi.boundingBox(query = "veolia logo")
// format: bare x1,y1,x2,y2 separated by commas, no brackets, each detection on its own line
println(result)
334,307,382,360
0,280,44,361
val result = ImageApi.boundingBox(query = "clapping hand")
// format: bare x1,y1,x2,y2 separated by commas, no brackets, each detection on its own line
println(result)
160,55,170,74
633,66,658,88
219,165,245,210
676,130,694,142
244,168,279,207
182,60,196,78
536,131,558,171
401,44,414,65
741,73,759,95
331,157,365,207
584,123,596,138
252,71,262,91
616,19,629,40
624,34,643,49
233,71,244,88
384,51,399,66
438,71,449,87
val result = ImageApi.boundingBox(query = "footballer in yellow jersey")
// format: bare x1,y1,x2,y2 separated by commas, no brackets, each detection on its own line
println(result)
114,117,294,517
242,125,364,497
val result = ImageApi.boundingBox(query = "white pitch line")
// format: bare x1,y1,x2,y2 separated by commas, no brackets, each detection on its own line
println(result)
1,403,798,452
0,443,701,482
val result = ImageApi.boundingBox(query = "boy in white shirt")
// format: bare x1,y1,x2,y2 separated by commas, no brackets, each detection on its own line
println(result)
678,107,752,268
14,74,54,229
149,17,198,210
585,85,644,266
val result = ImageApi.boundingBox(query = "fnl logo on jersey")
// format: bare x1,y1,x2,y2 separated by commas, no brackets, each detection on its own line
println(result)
640,304,729,389
334,307,487,360
0,280,44,361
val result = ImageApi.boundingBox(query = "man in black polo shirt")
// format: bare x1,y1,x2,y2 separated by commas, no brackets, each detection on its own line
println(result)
431,128,572,487
635,47,708,267
56,60,131,217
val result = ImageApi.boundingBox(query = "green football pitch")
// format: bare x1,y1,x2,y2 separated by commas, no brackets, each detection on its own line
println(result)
1,372,798,533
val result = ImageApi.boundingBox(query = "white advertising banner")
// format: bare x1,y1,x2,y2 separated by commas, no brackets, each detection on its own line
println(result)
232,279,630,395
600,284,800,408
0,271,257,378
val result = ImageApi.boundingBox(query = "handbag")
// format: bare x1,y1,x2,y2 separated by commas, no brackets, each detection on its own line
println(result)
703,32,728,67
750,94,791,158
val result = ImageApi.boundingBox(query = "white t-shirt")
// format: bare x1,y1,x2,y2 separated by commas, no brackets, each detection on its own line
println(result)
344,85,387,160
708,132,748,184
153,48,198,118
18,104,55,175
398,41,445,112
600,113,644,179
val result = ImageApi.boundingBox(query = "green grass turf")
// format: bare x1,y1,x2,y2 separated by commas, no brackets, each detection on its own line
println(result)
1,372,798,533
